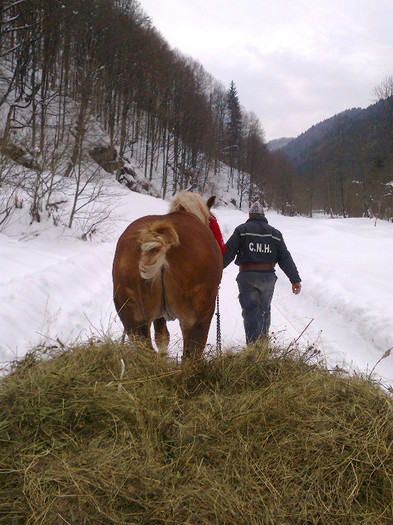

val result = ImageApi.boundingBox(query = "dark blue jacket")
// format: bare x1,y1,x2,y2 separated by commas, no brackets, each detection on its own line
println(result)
223,216,301,283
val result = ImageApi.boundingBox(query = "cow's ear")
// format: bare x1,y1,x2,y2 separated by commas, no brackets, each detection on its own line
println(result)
207,196,216,209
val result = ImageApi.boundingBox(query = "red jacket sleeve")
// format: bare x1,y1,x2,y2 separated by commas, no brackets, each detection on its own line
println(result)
209,216,226,255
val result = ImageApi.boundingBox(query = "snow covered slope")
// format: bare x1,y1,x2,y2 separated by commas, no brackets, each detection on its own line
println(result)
1,185,393,386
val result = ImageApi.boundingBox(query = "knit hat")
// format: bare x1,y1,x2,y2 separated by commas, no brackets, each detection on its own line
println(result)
249,201,265,215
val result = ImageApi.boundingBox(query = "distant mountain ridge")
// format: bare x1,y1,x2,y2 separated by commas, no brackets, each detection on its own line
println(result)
280,107,364,171
267,107,367,164
267,100,392,182
267,137,294,151
269,99,392,218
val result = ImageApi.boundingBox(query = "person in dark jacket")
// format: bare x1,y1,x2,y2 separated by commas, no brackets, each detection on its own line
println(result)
223,201,301,344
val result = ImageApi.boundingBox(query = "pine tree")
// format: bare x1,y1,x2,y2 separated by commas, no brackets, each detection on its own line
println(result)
227,81,242,147
225,81,242,187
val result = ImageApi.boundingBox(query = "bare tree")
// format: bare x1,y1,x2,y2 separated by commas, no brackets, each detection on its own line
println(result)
373,76,393,153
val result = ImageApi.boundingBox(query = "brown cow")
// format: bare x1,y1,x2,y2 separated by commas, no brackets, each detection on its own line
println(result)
112,192,223,360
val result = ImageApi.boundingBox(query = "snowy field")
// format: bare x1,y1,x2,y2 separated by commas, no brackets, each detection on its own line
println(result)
1,183,393,387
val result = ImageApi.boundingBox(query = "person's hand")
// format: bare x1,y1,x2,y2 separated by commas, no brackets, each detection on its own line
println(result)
292,282,301,295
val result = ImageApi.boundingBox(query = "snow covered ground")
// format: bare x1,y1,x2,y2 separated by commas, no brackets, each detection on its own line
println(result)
1,183,393,387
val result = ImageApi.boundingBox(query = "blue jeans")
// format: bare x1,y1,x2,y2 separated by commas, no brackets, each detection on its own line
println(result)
236,271,277,344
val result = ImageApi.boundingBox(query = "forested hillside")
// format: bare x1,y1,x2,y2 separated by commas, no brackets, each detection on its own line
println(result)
1,0,392,227
1,0,309,235
280,92,393,219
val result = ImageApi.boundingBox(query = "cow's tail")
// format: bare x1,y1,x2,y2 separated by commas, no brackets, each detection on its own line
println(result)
138,221,180,280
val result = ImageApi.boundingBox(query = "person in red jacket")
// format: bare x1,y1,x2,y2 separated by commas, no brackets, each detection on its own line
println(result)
209,214,226,255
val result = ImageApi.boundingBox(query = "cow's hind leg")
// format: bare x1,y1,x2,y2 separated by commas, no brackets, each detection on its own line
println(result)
153,317,170,355
181,319,211,361
115,299,153,349
132,322,153,347
124,322,153,350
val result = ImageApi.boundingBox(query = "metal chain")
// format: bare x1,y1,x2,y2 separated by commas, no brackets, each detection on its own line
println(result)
216,286,222,353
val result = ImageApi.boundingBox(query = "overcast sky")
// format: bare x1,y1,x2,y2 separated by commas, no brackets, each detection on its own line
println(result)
138,0,393,141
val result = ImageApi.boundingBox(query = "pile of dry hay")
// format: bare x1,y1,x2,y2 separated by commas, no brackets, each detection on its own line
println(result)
1,339,393,524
